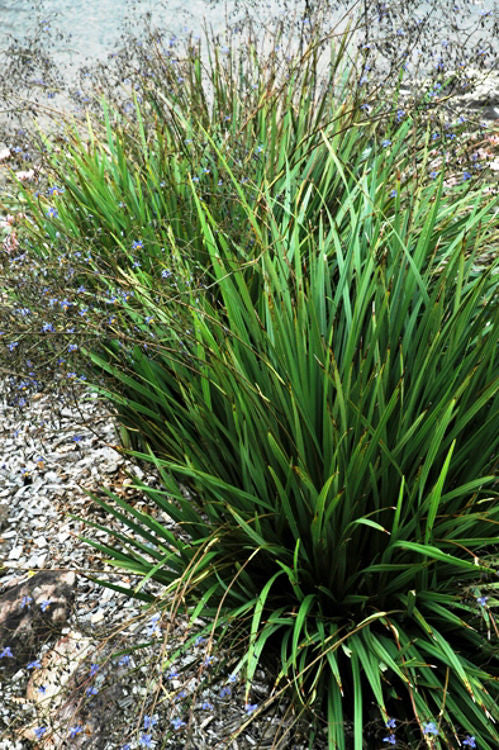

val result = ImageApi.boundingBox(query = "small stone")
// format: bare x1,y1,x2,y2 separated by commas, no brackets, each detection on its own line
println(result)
15,169,35,181
7,545,24,560
26,554,48,569
44,471,60,483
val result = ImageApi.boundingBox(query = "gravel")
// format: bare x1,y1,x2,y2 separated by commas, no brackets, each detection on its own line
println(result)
0,380,330,749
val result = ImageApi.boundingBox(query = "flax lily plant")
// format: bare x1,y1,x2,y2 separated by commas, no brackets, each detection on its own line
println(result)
15,26,498,750
82,147,498,748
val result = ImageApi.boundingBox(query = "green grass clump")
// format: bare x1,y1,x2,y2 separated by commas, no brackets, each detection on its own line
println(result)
9,23,499,750
85,148,498,748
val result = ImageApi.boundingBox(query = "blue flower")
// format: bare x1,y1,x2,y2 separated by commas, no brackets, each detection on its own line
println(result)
423,721,439,736
68,344,78,352
245,703,258,715
34,727,47,739
462,171,472,181
219,686,231,698
390,189,397,197
118,654,131,666
86,686,98,696
170,718,186,730
166,668,179,680
38,685,47,694
383,736,396,745
386,718,396,729
463,737,476,748
139,735,152,747
46,207,58,218
430,171,438,179
132,240,143,250
89,663,99,677
381,139,392,148
40,600,51,612
477,596,488,606
0,647,14,659
27,659,41,669
21,595,33,609
201,701,214,710
143,716,157,730
69,725,83,738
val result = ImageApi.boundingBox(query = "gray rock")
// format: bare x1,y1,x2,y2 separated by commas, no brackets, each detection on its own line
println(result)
43,471,60,483
26,553,48,569
22,629,134,749
0,503,8,530
7,545,23,560
0,571,75,678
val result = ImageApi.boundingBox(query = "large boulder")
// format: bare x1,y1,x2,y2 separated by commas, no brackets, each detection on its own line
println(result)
22,629,132,748
0,571,75,678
